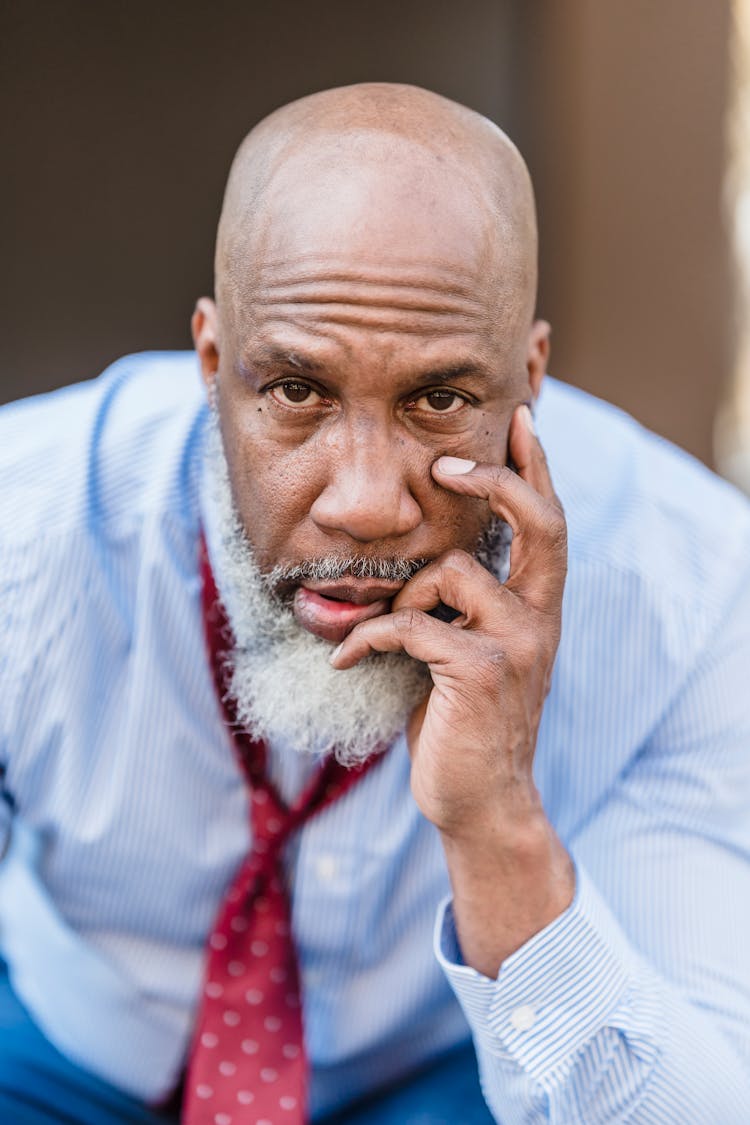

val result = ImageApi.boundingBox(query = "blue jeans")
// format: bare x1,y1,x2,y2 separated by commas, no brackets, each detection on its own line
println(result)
0,964,493,1124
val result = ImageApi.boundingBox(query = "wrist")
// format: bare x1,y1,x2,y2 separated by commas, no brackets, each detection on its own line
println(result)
437,775,546,853
440,809,575,976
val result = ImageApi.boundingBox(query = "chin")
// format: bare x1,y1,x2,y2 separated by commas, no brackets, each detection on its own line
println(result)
230,636,431,765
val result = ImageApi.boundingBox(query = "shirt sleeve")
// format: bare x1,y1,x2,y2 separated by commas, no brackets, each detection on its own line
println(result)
435,559,750,1123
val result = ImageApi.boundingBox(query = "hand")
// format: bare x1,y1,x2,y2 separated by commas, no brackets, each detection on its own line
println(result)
330,403,573,972
330,403,566,839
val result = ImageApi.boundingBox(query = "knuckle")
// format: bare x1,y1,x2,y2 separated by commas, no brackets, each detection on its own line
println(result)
393,606,423,634
494,463,518,488
438,547,474,574
543,504,568,548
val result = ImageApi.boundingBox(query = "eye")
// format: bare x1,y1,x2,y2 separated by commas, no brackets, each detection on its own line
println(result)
410,389,468,415
268,381,323,407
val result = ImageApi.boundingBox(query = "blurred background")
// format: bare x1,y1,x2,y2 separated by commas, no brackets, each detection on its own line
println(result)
3,0,750,485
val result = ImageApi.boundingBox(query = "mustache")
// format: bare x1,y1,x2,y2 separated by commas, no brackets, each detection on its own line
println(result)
266,556,429,586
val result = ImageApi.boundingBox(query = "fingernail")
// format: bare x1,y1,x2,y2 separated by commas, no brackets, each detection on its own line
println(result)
329,642,344,666
436,456,476,475
521,404,537,435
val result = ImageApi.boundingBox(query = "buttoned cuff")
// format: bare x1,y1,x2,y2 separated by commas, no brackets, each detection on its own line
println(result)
434,861,658,1090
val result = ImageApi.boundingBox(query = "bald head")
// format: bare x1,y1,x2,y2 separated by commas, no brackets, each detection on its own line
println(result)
214,83,538,336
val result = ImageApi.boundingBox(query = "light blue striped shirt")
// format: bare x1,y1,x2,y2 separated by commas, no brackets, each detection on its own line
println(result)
2,352,750,1122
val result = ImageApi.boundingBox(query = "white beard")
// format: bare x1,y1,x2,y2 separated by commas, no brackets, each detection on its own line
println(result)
203,416,510,767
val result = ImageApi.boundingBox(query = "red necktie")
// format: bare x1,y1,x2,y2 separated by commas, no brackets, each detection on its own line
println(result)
183,540,382,1125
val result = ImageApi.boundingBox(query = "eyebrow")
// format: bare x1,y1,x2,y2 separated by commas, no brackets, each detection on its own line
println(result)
410,363,488,385
238,350,496,385
238,348,323,375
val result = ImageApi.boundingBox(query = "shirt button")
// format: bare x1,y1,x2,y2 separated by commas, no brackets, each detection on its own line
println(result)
315,855,338,882
510,1004,537,1032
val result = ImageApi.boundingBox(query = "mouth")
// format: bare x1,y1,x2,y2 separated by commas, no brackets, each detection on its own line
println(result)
293,580,405,644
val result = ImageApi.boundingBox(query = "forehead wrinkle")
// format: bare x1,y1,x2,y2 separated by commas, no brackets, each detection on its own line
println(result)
251,275,489,316
251,308,492,338
240,260,516,344
253,257,483,284
255,293,489,320
235,289,518,366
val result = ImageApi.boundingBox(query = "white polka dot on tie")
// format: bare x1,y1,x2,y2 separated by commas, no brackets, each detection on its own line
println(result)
245,989,263,1005
223,1010,241,1027
251,940,269,957
219,1061,237,1077
281,1043,300,1059
256,1119,273,1125
201,1032,219,1049
264,1016,282,1032
205,983,223,999
228,961,245,976
260,1067,278,1083
241,1039,259,1054
269,967,287,983
210,933,228,951
280,1095,297,1110
196,1084,214,1099
215,1114,232,1125
267,817,281,833
230,916,248,932
237,1089,254,1104
253,790,268,804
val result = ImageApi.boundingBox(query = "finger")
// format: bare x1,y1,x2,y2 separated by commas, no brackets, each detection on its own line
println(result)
330,606,463,671
508,403,559,503
431,454,546,534
430,456,567,606
391,548,511,626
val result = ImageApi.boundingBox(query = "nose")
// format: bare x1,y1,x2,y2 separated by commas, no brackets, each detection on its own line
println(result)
309,424,423,544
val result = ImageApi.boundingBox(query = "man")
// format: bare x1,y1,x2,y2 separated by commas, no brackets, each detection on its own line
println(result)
1,82,749,1124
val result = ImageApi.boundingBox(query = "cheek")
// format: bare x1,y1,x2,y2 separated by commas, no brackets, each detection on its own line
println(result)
421,411,510,543
219,409,327,556
426,487,491,552
469,410,511,465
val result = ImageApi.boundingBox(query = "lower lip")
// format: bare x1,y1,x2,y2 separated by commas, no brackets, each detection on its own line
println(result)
293,588,391,644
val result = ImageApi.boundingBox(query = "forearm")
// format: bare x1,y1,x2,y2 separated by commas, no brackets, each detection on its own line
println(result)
441,799,575,977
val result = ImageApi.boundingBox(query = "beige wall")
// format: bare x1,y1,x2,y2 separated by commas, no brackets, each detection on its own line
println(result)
1,1,734,465
516,0,733,466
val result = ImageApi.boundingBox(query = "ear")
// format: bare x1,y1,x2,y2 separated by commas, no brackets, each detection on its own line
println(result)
526,319,551,402
191,297,220,401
